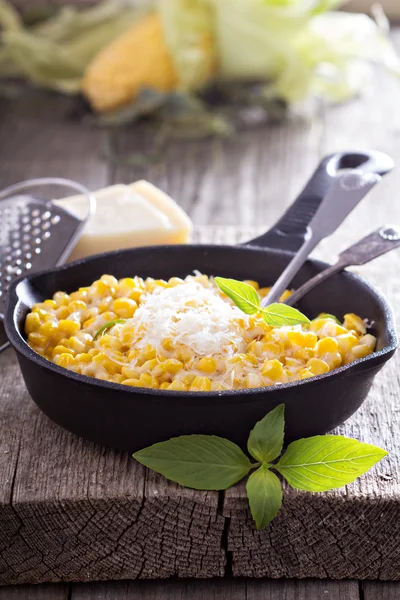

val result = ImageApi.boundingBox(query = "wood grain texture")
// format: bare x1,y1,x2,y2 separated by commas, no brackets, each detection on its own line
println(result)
363,581,400,600
0,583,69,599
72,579,246,600
1,31,400,587
246,579,360,599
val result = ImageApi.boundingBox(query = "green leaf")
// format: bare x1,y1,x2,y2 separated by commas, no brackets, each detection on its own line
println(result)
262,303,310,327
94,319,126,340
133,435,253,490
214,277,260,315
246,465,282,530
248,404,285,464
275,435,388,492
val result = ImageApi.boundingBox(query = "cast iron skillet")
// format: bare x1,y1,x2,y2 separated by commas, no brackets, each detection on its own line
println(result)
4,151,398,452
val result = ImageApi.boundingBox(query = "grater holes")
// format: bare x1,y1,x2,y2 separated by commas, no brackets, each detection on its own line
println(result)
51,215,60,225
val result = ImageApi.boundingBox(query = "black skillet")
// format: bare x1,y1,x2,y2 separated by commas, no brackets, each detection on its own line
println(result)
4,151,398,452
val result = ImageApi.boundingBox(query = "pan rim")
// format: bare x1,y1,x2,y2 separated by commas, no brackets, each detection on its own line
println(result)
5,244,398,399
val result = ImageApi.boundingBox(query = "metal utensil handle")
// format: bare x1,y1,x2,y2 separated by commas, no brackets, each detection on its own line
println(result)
261,171,380,306
0,177,95,354
285,225,400,307
244,150,394,253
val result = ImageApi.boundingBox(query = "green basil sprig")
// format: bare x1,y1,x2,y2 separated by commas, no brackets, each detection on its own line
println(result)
134,405,387,530
94,319,127,340
214,277,310,326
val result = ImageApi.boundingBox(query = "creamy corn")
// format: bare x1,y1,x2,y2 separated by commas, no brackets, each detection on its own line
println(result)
25,274,376,391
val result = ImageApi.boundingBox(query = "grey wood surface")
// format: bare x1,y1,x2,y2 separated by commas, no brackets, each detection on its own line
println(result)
0,29,400,598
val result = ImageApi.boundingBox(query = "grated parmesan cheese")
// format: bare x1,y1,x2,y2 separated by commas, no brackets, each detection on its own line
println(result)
131,280,248,357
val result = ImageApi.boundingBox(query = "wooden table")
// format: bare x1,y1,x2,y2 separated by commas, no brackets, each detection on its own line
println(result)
1,31,400,599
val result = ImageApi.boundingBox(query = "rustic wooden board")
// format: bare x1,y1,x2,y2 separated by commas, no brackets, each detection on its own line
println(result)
1,29,400,586
363,581,400,599
0,583,69,599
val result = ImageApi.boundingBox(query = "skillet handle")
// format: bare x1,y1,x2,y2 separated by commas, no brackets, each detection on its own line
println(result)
244,150,394,253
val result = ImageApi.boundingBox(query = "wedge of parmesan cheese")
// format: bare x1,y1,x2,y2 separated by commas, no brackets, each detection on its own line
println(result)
56,180,192,261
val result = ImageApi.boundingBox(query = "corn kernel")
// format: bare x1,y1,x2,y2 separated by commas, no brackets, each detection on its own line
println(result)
351,344,371,360
261,359,284,381
38,321,58,337
287,331,318,348
58,319,81,336
258,287,271,297
190,376,211,391
121,366,140,379
56,306,70,320
336,333,359,357
175,346,193,363
141,358,158,372
25,312,41,334
52,345,74,357
168,277,184,287
324,352,342,369
197,357,217,373
316,337,339,354
160,382,170,389
139,372,159,388
164,358,184,374
168,379,187,391
161,338,174,352
307,358,330,375
75,353,92,364
179,373,196,386
262,341,281,359
28,332,47,349
54,353,76,368
299,368,314,380
344,313,367,335
279,290,293,302
53,291,69,306
123,379,143,387
359,334,376,351
112,297,137,318
141,345,157,361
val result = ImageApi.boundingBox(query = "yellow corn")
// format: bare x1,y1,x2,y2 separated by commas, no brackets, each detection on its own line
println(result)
190,376,212,391
26,274,376,391
197,357,217,373
82,13,178,112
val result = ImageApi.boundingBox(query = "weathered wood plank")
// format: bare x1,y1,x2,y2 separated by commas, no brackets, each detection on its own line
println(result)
246,579,360,599
112,115,323,228
0,583,69,599
0,91,108,191
363,581,400,600
71,579,246,600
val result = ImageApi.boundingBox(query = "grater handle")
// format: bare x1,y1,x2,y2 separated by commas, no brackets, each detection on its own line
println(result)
0,177,96,354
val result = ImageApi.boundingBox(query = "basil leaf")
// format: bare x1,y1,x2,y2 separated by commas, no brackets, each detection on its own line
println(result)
133,435,253,490
246,465,282,530
94,319,126,340
247,404,285,464
214,277,260,315
275,435,388,492
262,303,310,326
